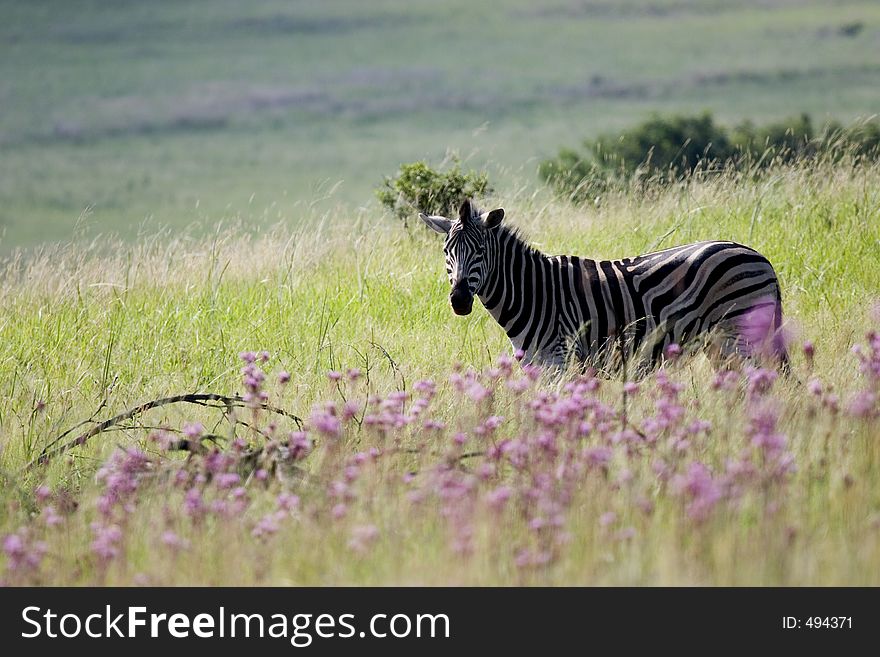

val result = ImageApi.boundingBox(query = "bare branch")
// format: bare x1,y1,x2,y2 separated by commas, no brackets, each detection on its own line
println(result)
25,393,302,472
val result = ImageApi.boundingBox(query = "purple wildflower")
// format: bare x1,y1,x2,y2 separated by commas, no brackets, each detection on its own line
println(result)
748,404,787,455
3,530,47,573
288,431,313,460
803,340,815,368
277,493,300,512
215,472,240,489
584,446,613,470
34,485,52,504
310,403,342,438
347,525,380,554
149,428,176,451
342,400,361,421
484,486,512,511
465,382,491,402
161,531,188,551
672,462,722,523
183,422,204,439
848,390,877,418
738,299,785,359
183,488,205,519
616,527,637,541
712,370,740,391
42,506,63,528
745,366,777,397
252,511,286,539
90,523,123,564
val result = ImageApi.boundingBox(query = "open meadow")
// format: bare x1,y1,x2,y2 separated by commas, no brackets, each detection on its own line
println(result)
2,0,880,248
2,156,880,585
2,0,880,587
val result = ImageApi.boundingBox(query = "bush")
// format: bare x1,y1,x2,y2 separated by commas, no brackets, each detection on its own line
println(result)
540,112,737,202
731,113,816,164
537,148,611,205
541,113,880,203
591,112,735,179
376,158,492,227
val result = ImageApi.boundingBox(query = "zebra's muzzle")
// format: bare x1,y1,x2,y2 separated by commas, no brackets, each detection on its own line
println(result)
450,284,473,316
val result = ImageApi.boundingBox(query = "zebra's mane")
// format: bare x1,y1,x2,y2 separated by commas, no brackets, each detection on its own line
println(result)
494,221,541,258
464,201,541,258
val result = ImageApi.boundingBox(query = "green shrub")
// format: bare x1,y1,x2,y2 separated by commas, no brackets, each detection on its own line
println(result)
541,113,880,203
731,113,816,164
828,118,880,159
591,112,735,178
540,112,737,202
537,148,611,205
376,158,492,227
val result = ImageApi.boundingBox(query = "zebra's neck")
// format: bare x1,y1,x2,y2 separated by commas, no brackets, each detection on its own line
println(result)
477,227,554,355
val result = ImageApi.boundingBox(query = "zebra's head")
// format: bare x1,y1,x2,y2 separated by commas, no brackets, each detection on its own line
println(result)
419,199,505,316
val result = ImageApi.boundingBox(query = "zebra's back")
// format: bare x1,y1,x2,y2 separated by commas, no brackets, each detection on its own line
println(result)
565,241,783,369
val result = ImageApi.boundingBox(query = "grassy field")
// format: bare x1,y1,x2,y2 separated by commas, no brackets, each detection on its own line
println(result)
2,0,880,587
2,155,880,585
2,0,880,248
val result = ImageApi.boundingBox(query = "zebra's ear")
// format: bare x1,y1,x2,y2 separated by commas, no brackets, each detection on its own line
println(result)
458,199,474,223
483,208,505,230
419,212,452,234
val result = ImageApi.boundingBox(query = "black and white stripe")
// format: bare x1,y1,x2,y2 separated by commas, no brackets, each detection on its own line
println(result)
420,200,788,371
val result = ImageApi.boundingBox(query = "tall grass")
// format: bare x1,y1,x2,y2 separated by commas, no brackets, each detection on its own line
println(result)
1,156,880,585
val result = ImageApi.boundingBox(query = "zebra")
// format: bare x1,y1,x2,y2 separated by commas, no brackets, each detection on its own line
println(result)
419,199,789,373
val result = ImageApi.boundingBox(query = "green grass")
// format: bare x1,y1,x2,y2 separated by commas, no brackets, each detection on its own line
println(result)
2,0,880,248
3,0,880,586
2,157,879,585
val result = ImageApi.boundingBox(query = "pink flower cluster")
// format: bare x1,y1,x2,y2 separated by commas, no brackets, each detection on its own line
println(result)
5,323,880,582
